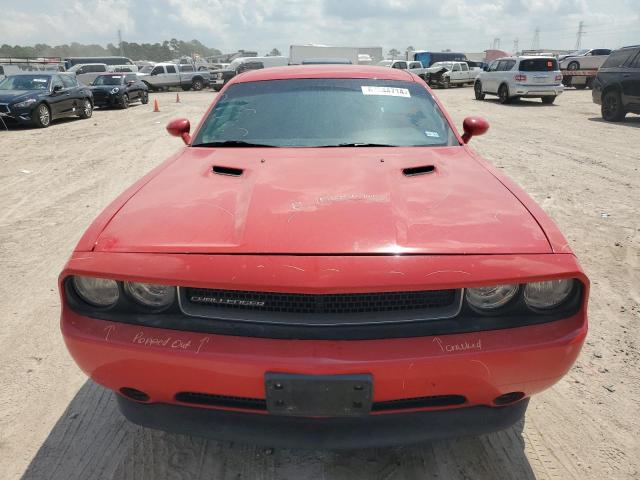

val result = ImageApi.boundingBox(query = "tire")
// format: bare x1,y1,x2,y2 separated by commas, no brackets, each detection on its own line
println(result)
498,84,511,104
541,96,556,104
181,85,191,91
32,103,51,128
567,61,580,71
140,91,149,104
120,94,130,109
78,98,93,119
601,90,626,122
474,81,485,100
191,78,203,91
442,77,450,89
574,84,587,90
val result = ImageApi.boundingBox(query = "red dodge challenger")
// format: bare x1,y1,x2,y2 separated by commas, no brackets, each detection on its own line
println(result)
60,66,588,449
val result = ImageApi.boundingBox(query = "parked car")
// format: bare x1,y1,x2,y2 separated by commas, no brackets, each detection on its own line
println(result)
474,57,564,104
559,49,612,71
90,73,149,109
425,61,478,88
377,60,427,80
137,63,211,91
60,65,588,449
211,56,289,91
64,56,136,70
592,45,640,121
301,58,353,65
0,72,92,128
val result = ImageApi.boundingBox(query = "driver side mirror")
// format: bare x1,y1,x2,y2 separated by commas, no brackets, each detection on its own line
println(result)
461,116,489,144
53,85,63,93
482,65,489,71
166,118,191,145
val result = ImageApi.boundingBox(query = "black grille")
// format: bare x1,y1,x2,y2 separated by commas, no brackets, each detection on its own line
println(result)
92,91,109,102
184,288,456,314
175,391,466,412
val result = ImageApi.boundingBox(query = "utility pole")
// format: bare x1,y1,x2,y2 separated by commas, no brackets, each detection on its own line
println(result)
575,21,585,50
118,29,124,56
492,38,501,50
513,38,519,54
531,27,540,50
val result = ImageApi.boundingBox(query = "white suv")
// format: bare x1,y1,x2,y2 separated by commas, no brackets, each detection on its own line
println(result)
474,56,564,104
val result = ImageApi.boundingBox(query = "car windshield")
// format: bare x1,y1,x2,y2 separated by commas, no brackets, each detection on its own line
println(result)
93,75,124,86
0,75,51,90
568,50,589,56
193,78,458,148
519,58,558,71
139,66,154,74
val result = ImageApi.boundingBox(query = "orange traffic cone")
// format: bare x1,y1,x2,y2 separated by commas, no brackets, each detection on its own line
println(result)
176,93,181,103
153,98,160,112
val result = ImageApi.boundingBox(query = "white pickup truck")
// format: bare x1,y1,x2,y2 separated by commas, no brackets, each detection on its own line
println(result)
377,60,428,80
137,63,211,91
425,61,479,88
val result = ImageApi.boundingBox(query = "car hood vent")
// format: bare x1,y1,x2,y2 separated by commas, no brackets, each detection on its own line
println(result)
403,165,435,176
213,165,243,177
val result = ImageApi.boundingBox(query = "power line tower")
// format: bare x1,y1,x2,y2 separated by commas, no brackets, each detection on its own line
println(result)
531,27,540,50
575,21,585,50
118,29,124,56
513,38,519,54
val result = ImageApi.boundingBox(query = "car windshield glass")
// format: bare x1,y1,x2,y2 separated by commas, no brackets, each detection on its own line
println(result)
93,75,124,86
0,75,51,90
193,78,458,148
519,59,558,71
139,66,154,73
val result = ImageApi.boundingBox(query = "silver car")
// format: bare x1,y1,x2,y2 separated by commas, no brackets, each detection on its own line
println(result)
474,56,564,104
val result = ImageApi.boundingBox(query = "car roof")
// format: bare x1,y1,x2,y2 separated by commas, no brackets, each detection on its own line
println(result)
233,65,415,83
11,72,58,76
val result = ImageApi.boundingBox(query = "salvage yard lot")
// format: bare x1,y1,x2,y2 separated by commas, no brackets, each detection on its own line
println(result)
0,88,638,479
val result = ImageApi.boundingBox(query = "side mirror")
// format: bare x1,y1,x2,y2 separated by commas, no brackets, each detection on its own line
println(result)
53,85,63,93
127,80,135,86
482,65,489,71
166,118,191,145
461,116,489,144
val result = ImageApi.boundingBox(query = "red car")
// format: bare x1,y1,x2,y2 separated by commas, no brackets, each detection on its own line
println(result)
60,66,588,449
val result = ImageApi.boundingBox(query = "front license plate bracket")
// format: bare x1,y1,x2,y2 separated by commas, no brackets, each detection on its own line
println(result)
265,373,373,417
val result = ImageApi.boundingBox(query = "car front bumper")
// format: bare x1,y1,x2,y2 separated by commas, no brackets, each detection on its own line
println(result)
0,104,35,123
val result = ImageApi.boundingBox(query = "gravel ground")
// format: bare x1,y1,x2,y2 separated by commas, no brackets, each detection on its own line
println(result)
0,87,638,479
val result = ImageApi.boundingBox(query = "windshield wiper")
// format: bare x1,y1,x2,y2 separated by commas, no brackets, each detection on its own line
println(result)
192,140,277,148
318,142,398,147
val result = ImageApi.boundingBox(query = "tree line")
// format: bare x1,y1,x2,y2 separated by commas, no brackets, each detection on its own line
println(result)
0,39,222,62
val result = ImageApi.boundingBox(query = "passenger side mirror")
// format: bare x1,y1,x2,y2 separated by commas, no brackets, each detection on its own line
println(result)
461,116,489,144
166,118,191,145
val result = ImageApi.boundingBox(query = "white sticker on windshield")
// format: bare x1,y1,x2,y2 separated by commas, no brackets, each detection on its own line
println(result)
425,131,440,138
33,79,47,83
361,86,410,98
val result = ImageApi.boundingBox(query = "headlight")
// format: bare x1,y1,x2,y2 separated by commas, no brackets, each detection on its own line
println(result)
524,279,574,309
124,281,175,308
13,98,37,109
72,276,119,307
466,284,518,310
110,87,120,94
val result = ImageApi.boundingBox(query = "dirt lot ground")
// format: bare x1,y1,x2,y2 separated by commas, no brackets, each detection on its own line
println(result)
0,87,638,480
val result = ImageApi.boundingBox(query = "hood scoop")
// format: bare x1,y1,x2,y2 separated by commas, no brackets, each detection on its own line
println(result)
212,165,244,177
403,165,435,177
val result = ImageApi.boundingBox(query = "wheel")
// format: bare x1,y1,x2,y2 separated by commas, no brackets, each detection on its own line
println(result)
601,90,626,122
498,84,511,104
191,78,203,91
574,84,587,90
442,77,450,89
119,94,130,109
140,91,149,104
181,85,191,91
474,81,485,100
541,96,556,104
32,103,51,128
567,61,580,71
78,98,93,119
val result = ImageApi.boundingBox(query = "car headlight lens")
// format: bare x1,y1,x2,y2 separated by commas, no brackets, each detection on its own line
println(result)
466,284,518,310
524,279,574,309
13,98,37,109
72,276,119,307
110,87,120,94
124,281,175,308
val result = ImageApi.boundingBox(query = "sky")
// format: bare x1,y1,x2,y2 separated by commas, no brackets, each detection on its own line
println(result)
1,0,638,55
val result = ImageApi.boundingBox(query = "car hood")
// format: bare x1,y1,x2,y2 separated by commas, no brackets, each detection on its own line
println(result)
0,90,38,103
94,147,551,255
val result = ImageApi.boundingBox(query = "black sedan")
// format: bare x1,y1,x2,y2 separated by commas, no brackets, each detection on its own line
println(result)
90,73,149,109
0,73,93,128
